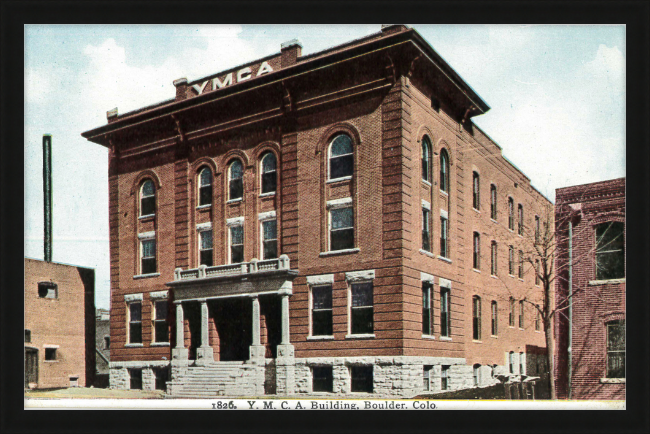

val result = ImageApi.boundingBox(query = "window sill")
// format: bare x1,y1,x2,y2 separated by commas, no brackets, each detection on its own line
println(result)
196,204,211,210
133,273,160,280
44,360,60,363
473,208,480,214
326,176,352,184
419,249,435,258
439,336,452,341
490,274,498,279
259,192,276,198
440,190,449,197
422,179,432,187
472,340,482,343
600,378,625,384
491,335,498,339
138,214,155,221
151,342,170,347
491,218,498,224
319,248,360,257
422,334,436,340
437,255,452,263
518,278,525,282
345,334,375,340
125,343,144,348
227,198,243,204
307,336,335,341
472,268,481,274
589,278,625,286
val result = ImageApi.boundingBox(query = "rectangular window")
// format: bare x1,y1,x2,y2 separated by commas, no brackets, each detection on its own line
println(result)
129,368,143,390
508,246,514,275
440,287,450,338
606,320,625,378
473,232,480,270
509,297,515,327
153,300,169,343
312,285,333,336
199,230,213,266
129,302,142,344
351,282,373,335
262,219,278,260
535,216,540,244
508,198,514,230
154,367,169,391
330,206,354,251
491,241,497,275
25,329,31,343
518,204,524,235
104,336,110,349
596,222,625,280
441,365,450,390
141,238,156,274
38,282,58,299
509,352,515,374
535,259,541,285
312,366,334,392
472,296,481,340
473,365,480,386
45,348,57,361
422,208,431,252
491,301,498,336
535,309,541,331
230,225,244,264
423,365,433,391
440,216,449,258
422,283,432,335
350,366,373,393
490,185,497,220
519,300,525,329
520,352,525,375
518,250,524,279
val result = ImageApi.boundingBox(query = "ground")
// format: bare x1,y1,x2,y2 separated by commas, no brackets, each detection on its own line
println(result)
24,387,165,399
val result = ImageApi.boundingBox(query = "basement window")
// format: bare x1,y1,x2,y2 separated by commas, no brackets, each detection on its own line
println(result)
129,368,143,390
154,367,169,391
45,348,57,361
350,366,373,393
38,282,58,299
312,366,333,392
423,365,433,391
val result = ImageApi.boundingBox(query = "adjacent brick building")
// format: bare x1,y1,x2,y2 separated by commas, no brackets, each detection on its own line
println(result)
82,25,549,397
554,178,625,400
24,258,95,389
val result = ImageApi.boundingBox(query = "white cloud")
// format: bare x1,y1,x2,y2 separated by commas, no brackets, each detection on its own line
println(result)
25,68,50,104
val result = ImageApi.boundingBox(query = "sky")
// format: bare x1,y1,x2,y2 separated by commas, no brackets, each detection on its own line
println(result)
24,25,626,310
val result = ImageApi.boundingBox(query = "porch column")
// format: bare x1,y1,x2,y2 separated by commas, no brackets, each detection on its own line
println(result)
249,294,265,363
279,283,292,345
276,281,295,395
172,301,188,362
196,298,214,364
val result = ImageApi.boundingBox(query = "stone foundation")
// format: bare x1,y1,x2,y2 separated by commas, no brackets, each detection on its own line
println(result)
109,360,170,390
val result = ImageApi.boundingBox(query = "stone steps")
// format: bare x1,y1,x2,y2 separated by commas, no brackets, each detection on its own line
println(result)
168,363,252,397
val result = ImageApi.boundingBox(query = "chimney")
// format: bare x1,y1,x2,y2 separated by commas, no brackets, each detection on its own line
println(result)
281,39,302,68
43,134,53,262
173,78,188,101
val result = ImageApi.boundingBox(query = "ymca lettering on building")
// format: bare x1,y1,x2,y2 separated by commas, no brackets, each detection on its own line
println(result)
82,25,549,397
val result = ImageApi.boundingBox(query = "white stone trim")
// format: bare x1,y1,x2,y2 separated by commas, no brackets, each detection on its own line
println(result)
422,199,431,210
124,293,143,302
43,344,60,349
319,248,360,257
600,378,626,384
345,269,375,282
326,197,353,209
589,278,625,286
149,290,168,300
440,209,448,219
439,278,452,289
307,274,334,286
226,216,244,226
196,222,212,231
138,231,155,240
109,360,170,368
258,210,277,221
420,272,435,283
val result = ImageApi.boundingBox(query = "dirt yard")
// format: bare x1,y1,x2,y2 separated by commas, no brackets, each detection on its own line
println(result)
24,387,165,399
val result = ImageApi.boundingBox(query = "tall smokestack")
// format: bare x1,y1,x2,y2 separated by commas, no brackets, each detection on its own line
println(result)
43,134,53,262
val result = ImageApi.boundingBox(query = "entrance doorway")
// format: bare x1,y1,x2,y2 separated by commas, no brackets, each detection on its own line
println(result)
25,347,38,388
214,298,252,361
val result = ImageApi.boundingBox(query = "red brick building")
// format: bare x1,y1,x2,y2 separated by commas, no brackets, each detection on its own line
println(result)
554,178,625,400
24,258,95,389
82,25,549,397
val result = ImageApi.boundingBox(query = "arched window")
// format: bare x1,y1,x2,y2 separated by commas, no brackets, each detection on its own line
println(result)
328,134,353,180
260,152,277,194
198,167,212,206
491,241,498,276
473,231,480,270
473,364,481,386
508,197,514,230
491,301,498,336
472,171,480,210
228,159,244,200
490,184,497,220
440,149,450,193
140,180,155,217
421,136,431,182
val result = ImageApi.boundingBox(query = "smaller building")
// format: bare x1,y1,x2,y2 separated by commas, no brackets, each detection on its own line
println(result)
95,308,111,387
24,258,96,389
554,178,625,400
